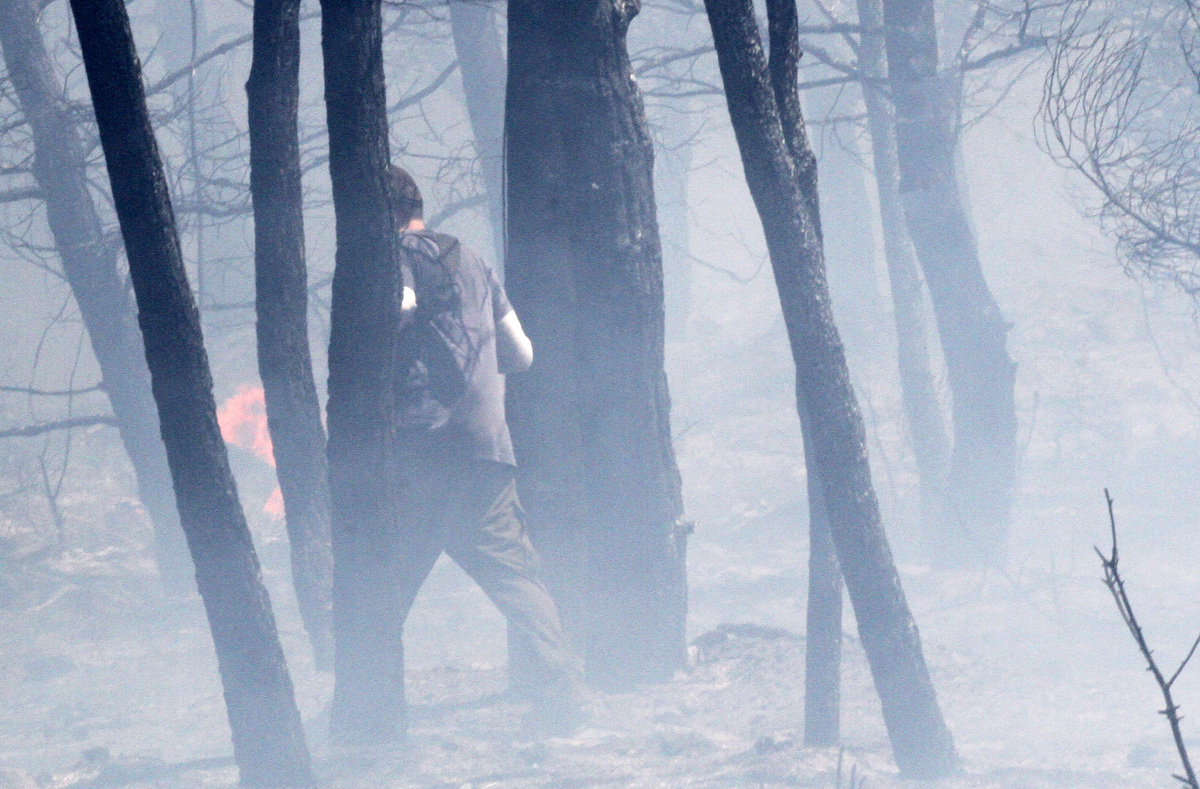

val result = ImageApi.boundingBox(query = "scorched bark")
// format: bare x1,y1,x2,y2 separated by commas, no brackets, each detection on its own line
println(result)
66,0,313,782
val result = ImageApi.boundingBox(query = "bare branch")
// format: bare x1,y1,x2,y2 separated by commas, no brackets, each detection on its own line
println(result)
1096,490,1199,789
1170,631,1200,687
143,33,254,97
963,36,1049,72
425,191,487,227
388,59,459,114
1042,0,1200,298
0,415,116,440
0,383,102,396
0,185,41,203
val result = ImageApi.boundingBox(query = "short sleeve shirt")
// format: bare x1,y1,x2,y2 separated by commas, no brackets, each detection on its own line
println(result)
395,230,516,466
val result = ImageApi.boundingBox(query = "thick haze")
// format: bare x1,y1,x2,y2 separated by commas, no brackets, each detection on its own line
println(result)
2,0,1200,785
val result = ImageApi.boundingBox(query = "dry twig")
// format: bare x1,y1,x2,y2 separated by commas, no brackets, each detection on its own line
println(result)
1097,489,1200,788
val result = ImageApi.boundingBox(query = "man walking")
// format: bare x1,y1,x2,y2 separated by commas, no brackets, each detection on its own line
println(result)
387,166,585,734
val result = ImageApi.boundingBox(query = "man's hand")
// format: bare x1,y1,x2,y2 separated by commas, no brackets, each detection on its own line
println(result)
496,309,533,374
400,286,417,326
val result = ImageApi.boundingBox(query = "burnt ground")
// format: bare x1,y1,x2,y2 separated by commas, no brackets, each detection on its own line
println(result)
1,515,1198,789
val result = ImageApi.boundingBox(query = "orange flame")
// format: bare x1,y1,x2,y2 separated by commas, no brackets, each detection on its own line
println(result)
217,385,283,519
218,385,275,467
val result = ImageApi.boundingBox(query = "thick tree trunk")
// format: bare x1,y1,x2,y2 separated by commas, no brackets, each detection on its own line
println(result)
449,0,507,270
67,0,312,783
320,0,406,744
505,0,687,690
247,0,335,672
0,0,193,594
881,0,1016,565
855,0,951,546
705,0,959,776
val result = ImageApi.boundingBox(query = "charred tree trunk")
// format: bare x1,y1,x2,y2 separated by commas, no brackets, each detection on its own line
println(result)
765,5,845,748
881,0,1016,565
705,0,959,776
320,0,406,744
67,0,312,783
247,0,335,671
0,0,193,595
449,0,507,270
855,0,950,545
799,409,842,746
505,0,687,690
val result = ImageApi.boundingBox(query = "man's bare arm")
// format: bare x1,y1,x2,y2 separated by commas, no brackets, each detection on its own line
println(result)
496,309,533,374
401,286,417,326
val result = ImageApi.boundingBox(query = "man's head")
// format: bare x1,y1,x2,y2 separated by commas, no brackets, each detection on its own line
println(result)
387,165,424,230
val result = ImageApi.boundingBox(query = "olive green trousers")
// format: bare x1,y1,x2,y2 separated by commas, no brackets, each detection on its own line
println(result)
394,449,585,709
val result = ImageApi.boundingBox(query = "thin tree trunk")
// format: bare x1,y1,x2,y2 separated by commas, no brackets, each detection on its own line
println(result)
0,0,193,595
247,0,335,671
767,6,845,748
705,0,959,776
152,0,210,307
153,0,203,74
653,97,695,342
320,0,406,744
448,5,530,692
67,0,312,782
803,85,880,353
800,407,842,746
855,0,951,545
449,0,507,270
505,0,687,690
881,0,1016,565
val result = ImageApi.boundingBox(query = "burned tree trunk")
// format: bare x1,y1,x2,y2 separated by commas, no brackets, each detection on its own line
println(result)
704,0,959,776
799,410,842,746
505,0,687,689
320,0,406,744
247,0,335,671
0,0,192,595
449,0,507,269
855,0,951,548
764,2,845,747
881,0,1016,565
67,0,312,783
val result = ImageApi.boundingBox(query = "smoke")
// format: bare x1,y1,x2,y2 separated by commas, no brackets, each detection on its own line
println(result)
216,385,283,519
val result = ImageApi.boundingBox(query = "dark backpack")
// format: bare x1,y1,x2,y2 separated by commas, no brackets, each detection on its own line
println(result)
402,232,471,412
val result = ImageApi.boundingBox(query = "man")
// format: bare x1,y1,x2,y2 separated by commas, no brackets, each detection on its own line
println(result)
387,165,585,734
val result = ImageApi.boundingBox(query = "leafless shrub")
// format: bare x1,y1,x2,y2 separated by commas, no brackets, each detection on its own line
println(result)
1044,0,1200,298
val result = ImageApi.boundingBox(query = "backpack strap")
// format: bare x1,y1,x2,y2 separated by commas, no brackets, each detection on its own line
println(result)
430,232,461,267
412,232,469,406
